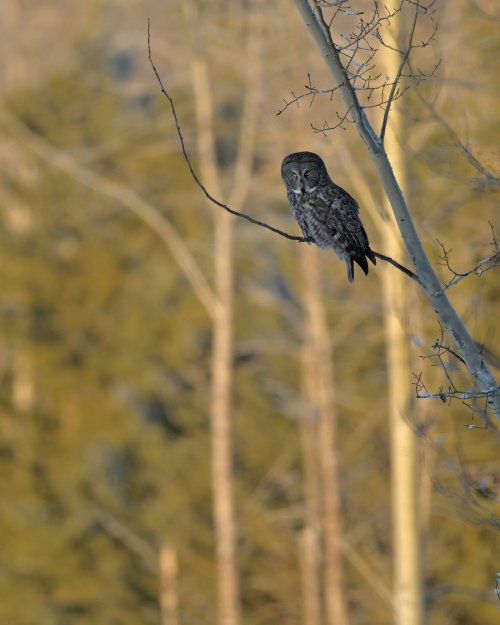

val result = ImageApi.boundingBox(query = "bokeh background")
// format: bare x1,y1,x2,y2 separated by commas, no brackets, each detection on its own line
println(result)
0,1,498,624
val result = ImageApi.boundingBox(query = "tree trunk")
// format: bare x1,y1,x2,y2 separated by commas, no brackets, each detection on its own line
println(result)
383,222,424,625
159,544,179,625
211,209,239,625
190,6,261,616
192,57,240,625
300,344,323,625
301,245,349,625
298,526,322,625
382,8,424,623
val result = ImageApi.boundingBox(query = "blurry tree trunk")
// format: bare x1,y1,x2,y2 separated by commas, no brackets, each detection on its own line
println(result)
211,208,237,625
12,351,34,414
190,8,261,623
382,8,424,624
1,3,35,424
382,198,423,625
413,304,434,557
192,58,239,625
298,527,322,625
159,544,179,625
0,0,25,89
299,345,322,625
301,245,349,625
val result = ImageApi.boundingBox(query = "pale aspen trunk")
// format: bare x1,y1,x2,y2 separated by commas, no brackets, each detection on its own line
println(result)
10,350,35,491
159,544,179,625
411,302,435,566
192,58,240,625
211,209,238,625
190,9,261,620
417,389,434,566
12,351,34,414
0,1,24,89
382,8,424,624
301,245,349,625
383,223,423,625
300,345,323,625
298,527,322,625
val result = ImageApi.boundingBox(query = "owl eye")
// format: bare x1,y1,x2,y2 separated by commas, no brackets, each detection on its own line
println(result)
291,172,298,179
304,170,310,178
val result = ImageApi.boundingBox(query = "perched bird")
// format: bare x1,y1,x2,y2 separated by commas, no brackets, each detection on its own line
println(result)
281,151,376,283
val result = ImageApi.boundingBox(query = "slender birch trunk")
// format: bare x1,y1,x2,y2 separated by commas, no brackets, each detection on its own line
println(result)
298,526,322,625
190,8,261,622
412,303,434,557
300,344,323,625
301,245,349,625
192,58,240,625
382,219,423,625
159,544,179,625
381,8,424,624
211,208,238,625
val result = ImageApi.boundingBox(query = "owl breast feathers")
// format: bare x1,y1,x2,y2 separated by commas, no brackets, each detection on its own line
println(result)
281,151,376,283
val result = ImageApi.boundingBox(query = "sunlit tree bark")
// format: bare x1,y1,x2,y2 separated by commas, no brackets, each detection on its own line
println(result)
300,344,323,625
301,245,349,625
192,56,240,625
381,7,424,624
190,7,261,623
159,544,179,625
298,526,322,625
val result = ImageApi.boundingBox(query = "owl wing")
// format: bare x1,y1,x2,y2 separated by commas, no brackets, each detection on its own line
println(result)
320,187,376,278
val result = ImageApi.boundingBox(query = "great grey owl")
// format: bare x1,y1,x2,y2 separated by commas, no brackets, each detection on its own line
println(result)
281,151,376,283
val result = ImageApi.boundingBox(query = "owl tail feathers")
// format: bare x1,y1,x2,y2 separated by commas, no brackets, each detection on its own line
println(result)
347,248,377,283
366,246,377,267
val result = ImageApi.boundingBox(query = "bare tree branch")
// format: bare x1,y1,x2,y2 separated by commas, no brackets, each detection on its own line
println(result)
413,327,498,436
379,1,420,142
147,20,305,244
147,20,417,284
373,251,419,282
413,372,492,403
284,0,437,128
419,96,500,186
276,73,343,115
0,108,218,317
96,508,158,573
292,0,500,420
435,223,500,291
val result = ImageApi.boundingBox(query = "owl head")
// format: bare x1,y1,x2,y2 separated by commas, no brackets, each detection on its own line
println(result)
281,151,327,194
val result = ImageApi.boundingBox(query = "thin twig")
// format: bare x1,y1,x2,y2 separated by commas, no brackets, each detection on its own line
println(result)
373,251,420,283
418,389,493,401
96,509,158,573
0,108,218,317
431,342,466,366
147,20,306,243
420,96,500,185
435,225,500,292
148,20,418,284
380,0,420,142
276,73,343,116
412,372,493,402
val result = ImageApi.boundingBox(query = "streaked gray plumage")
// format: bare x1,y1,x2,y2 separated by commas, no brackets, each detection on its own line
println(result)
281,151,376,283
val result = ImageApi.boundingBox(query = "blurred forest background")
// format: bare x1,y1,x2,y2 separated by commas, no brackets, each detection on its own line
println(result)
0,1,499,624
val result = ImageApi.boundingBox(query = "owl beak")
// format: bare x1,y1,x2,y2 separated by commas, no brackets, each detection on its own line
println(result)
299,181,304,193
